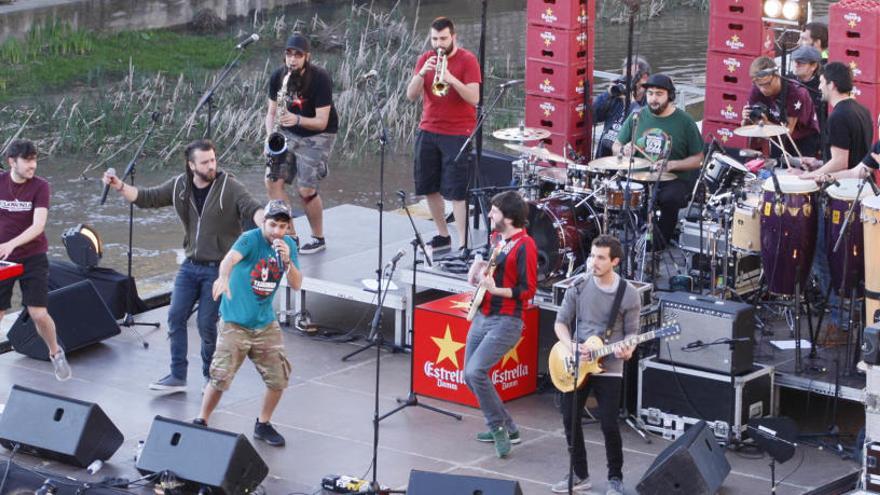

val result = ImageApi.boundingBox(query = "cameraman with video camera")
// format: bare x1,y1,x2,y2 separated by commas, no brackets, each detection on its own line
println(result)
741,56,820,159
592,57,651,158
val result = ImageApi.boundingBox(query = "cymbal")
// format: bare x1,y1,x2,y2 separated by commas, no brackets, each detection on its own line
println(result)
629,171,677,182
713,153,749,173
587,155,651,171
733,124,788,138
492,127,551,142
503,143,574,164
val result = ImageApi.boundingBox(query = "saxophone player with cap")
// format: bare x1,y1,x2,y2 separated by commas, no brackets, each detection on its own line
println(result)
406,17,482,253
264,32,338,255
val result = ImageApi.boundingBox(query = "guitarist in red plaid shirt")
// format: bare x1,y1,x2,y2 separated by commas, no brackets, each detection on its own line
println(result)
464,191,537,458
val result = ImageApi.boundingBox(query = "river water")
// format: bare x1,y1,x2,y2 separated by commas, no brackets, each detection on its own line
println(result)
31,0,832,295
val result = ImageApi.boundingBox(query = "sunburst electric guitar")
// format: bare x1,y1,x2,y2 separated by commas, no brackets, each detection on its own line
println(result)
548,322,681,392
466,242,504,322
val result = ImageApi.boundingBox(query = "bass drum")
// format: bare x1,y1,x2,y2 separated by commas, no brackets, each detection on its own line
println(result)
527,194,599,280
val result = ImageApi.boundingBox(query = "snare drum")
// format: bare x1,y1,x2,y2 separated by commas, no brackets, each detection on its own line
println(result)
527,195,599,280
706,154,750,193
825,179,871,295
603,181,644,210
760,175,818,295
537,166,567,197
732,193,761,253
861,195,880,322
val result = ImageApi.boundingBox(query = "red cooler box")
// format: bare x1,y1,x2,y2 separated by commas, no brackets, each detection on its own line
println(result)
829,45,880,84
705,51,752,89
541,131,591,160
704,84,751,124
829,0,880,53
709,0,764,19
525,94,589,134
413,292,539,408
526,60,592,101
708,16,775,56
852,81,880,124
526,25,591,66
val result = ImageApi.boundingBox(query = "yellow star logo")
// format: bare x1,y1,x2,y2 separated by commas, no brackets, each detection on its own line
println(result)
730,35,740,43
544,78,551,86
727,64,736,73
721,134,729,143
432,325,466,368
726,104,734,113
544,38,552,47
500,336,525,368
546,7,553,16
543,108,552,117
449,299,472,312
849,20,857,28
850,61,859,70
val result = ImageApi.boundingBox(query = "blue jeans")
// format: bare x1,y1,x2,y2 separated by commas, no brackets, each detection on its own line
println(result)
464,313,523,432
167,260,221,380
813,202,842,325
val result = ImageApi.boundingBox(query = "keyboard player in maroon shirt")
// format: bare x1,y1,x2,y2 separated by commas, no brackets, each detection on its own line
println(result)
0,139,71,381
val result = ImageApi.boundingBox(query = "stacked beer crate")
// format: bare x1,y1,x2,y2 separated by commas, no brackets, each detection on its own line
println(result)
702,0,776,149
524,0,595,161
829,0,880,125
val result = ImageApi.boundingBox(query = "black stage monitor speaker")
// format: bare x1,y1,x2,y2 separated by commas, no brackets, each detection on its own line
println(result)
636,421,730,495
407,470,523,495
136,416,268,495
658,292,754,375
7,279,120,361
470,148,515,188
0,384,123,467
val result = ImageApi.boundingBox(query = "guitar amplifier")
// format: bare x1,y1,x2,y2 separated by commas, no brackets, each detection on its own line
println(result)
658,292,754,375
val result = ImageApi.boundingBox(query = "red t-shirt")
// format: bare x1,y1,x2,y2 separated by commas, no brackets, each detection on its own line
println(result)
0,172,50,261
414,47,482,136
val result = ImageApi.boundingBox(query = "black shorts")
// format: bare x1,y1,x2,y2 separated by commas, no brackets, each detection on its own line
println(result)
0,253,50,310
413,130,470,201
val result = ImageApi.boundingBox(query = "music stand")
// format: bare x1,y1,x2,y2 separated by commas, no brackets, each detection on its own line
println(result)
747,417,798,494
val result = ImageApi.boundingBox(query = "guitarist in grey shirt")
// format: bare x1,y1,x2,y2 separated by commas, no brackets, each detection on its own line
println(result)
551,235,641,494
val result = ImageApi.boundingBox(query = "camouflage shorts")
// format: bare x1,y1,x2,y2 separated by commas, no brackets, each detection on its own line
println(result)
209,320,291,391
266,130,336,190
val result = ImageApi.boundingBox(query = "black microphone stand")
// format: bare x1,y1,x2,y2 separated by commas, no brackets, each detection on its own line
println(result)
566,284,584,495
378,193,461,423
116,115,161,340
190,48,245,139
342,77,401,361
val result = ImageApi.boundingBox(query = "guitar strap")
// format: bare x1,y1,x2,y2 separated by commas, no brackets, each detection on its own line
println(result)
603,276,628,344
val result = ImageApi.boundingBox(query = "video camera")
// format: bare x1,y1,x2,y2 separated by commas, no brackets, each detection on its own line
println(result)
747,102,771,124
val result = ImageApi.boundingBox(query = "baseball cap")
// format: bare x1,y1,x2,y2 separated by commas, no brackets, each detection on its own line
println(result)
642,74,676,94
285,33,310,53
264,199,292,220
791,45,821,63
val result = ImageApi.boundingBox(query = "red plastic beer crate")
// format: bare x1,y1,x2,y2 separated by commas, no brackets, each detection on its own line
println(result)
526,25,592,65
829,0,880,52
702,119,749,149
705,51,753,90
526,60,592,100
708,16,775,56
539,130,591,159
852,81,880,124
704,84,751,124
830,45,880,84
525,94,589,134
709,0,764,19
527,0,595,29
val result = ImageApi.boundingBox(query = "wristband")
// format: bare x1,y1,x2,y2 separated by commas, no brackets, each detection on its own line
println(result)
295,114,301,127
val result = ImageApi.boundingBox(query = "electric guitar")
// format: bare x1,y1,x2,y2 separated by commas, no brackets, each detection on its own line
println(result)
466,241,504,322
548,322,681,392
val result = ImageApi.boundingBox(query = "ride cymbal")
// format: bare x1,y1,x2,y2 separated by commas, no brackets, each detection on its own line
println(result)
492,127,551,142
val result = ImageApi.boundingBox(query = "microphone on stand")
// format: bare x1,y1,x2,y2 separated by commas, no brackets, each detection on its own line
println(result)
235,33,260,50
355,69,379,85
818,176,840,194
385,248,406,269
499,79,524,89
99,167,116,206
768,166,783,198
868,174,880,196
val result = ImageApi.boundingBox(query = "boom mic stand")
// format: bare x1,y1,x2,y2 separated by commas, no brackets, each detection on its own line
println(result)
378,193,461,423
189,44,249,139
111,114,161,340
343,76,401,362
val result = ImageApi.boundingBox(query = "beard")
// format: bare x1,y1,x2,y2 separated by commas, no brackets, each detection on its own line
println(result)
194,169,216,183
442,41,455,56
649,100,669,115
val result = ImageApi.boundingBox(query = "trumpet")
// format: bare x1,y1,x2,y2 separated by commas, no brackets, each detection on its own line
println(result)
431,48,449,97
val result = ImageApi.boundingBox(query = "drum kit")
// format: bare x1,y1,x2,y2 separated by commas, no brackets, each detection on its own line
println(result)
490,125,667,281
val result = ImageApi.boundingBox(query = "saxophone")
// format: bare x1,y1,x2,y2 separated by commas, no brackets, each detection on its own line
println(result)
266,67,291,180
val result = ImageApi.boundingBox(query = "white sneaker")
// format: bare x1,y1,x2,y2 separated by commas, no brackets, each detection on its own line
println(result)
50,349,72,381
551,473,591,493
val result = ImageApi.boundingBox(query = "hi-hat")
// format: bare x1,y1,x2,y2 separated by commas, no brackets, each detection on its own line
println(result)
492,127,551,141
587,155,651,171
503,143,573,164
734,124,788,138
713,152,750,172
629,171,676,182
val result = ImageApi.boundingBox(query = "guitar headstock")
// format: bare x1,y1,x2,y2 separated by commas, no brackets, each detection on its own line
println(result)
657,320,681,341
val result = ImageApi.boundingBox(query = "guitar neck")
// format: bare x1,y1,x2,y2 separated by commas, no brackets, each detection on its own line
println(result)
591,330,659,360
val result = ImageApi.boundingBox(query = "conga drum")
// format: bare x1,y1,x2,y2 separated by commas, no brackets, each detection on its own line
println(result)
825,179,871,296
760,175,819,295
861,194,880,323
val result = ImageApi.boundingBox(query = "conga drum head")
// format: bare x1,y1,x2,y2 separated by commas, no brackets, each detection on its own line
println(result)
827,179,874,201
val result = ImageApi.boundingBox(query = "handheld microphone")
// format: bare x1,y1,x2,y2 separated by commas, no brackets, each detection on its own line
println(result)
739,149,762,158
273,239,285,268
819,176,840,193
499,79,524,89
235,33,260,50
100,167,116,206
385,248,406,268
355,69,379,85
397,189,407,201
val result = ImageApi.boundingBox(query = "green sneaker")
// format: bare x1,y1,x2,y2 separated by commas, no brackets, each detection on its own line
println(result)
491,426,511,458
476,429,521,444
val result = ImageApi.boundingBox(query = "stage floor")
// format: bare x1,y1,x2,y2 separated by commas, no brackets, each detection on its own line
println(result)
0,205,864,494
